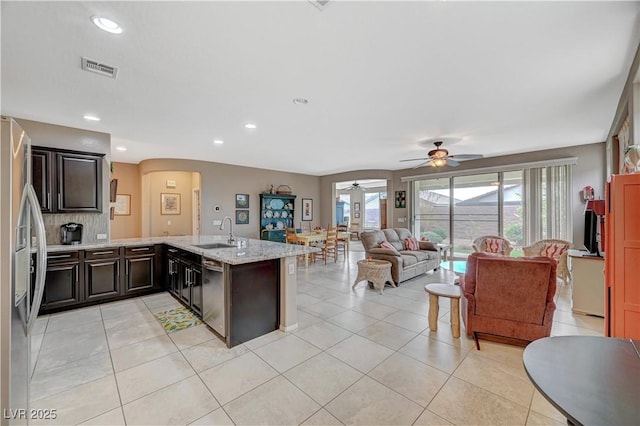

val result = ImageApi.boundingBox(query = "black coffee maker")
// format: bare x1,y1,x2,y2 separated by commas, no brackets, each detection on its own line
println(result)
60,223,83,245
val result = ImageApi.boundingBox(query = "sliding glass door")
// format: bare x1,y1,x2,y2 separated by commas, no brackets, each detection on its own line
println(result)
413,178,450,244
452,173,499,256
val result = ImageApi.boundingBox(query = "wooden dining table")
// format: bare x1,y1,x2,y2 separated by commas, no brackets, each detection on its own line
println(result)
296,231,349,266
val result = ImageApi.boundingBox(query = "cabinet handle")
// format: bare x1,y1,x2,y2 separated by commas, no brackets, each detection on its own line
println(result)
116,261,120,277
168,248,177,253
58,193,62,208
74,264,78,284
47,193,51,209
126,260,129,276
130,247,149,252
48,254,72,260
92,251,114,255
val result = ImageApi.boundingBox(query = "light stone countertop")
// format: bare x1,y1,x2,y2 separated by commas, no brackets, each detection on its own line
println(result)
46,235,318,265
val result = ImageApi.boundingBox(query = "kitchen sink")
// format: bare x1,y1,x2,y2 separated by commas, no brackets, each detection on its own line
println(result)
192,242,235,249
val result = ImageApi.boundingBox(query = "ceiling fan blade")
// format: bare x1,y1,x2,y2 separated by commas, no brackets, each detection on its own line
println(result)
446,158,460,167
400,157,429,162
449,154,483,160
412,160,433,169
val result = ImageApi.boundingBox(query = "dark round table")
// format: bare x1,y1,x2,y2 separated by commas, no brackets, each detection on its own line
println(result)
523,336,640,426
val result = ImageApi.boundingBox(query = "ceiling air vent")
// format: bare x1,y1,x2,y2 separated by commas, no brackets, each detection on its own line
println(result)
81,57,118,79
308,0,331,11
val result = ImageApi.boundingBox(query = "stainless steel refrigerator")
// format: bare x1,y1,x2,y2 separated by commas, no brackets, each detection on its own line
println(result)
1,117,47,425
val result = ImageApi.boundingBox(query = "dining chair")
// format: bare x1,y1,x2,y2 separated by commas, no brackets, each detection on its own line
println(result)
336,223,348,259
349,222,360,240
286,227,312,263
316,226,338,264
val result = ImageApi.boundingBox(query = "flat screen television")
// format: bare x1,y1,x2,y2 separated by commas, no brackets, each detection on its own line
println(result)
584,209,600,256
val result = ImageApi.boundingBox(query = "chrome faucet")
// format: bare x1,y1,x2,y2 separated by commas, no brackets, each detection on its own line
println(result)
220,216,235,243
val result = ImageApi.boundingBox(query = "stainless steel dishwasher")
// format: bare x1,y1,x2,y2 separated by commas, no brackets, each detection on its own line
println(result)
202,258,226,337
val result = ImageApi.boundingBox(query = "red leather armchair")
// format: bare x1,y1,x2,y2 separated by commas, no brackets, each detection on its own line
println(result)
461,252,557,349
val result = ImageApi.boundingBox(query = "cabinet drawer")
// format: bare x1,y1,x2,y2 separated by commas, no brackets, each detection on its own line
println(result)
85,247,121,259
47,251,80,263
125,246,154,256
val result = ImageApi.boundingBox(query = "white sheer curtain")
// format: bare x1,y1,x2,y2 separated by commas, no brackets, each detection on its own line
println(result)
524,164,572,244
546,164,572,241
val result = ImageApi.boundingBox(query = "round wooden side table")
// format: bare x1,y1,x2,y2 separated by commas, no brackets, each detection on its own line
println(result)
424,283,461,338
353,259,394,294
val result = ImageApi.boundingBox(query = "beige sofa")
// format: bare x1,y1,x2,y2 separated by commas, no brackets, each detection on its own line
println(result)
360,228,440,284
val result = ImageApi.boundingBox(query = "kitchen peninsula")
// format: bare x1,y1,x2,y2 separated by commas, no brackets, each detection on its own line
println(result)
44,235,316,347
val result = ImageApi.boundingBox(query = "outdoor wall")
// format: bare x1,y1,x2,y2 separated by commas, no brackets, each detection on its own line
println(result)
138,159,320,239
110,162,141,239
16,118,110,244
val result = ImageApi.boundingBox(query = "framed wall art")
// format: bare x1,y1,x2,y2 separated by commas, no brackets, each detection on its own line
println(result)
161,193,181,215
114,194,131,216
354,202,361,212
302,198,313,221
236,194,249,208
354,212,360,219
395,190,406,208
236,209,249,225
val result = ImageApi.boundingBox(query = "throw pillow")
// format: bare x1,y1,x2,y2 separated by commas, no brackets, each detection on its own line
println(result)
484,238,504,254
405,237,420,251
542,243,568,260
380,241,398,253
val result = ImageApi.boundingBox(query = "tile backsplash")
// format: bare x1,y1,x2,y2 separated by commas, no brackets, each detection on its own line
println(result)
44,213,109,245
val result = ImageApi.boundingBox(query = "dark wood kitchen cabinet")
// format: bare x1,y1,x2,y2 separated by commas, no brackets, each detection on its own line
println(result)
31,147,104,213
31,148,54,213
84,248,122,303
41,251,82,311
56,151,103,213
124,245,158,295
166,247,182,297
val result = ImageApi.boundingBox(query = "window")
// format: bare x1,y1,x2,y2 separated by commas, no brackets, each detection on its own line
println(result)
411,164,571,259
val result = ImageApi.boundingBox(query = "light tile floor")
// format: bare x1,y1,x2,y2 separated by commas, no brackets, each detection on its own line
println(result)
31,248,603,425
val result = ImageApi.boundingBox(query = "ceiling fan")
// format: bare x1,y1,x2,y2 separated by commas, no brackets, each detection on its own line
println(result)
345,181,362,191
400,141,483,169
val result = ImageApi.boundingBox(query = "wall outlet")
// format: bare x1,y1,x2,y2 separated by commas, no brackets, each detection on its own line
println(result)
288,263,295,274
213,220,222,226
397,217,405,223
97,233,107,240
167,220,172,226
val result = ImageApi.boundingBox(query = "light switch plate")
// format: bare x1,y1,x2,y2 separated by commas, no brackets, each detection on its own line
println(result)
213,220,222,226
97,233,107,240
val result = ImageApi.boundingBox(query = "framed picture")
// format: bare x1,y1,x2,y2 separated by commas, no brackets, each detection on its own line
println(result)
236,194,249,208
302,198,313,221
161,193,181,215
354,202,360,212
395,190,406,208
354,212,360,219
114,194,131,216
236,209,249,224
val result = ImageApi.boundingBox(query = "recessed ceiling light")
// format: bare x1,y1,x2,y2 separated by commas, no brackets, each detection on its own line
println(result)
91,16,123,34
115,146,127,152
213,139,224,145
293,98,309,105
244,123,257,129
83,114,101,121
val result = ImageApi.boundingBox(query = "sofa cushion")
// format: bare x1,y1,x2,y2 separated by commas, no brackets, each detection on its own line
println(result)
405,237,420,251
382,229,404,251
399,250,434,262
401,254,418,267
380,241,399,254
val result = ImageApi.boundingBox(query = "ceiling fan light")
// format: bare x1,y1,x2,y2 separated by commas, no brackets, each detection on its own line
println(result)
433,158,447,167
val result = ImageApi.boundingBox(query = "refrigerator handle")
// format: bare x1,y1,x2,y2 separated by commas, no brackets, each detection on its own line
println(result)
25,184,47,334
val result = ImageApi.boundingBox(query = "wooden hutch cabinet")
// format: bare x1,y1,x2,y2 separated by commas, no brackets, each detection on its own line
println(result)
259,193,296,243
